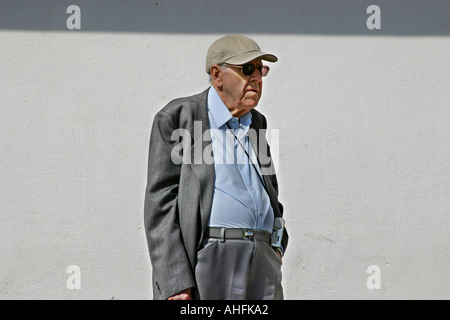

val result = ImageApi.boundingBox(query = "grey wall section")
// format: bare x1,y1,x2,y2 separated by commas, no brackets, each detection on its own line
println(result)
1,1,450,300
1,0,450,35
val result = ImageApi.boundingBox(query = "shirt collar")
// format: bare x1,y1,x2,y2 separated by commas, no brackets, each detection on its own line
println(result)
207,86,252,129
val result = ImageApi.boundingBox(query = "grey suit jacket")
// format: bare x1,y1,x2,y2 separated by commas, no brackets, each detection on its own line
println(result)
144,88,288,300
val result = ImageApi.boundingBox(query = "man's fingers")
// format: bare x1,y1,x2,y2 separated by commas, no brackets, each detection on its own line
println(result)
168,293,192,300
167,288,193,300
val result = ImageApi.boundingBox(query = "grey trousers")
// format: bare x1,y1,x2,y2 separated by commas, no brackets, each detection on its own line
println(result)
194,237,284,300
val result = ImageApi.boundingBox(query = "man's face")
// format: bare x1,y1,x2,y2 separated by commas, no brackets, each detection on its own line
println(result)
215,58,264,117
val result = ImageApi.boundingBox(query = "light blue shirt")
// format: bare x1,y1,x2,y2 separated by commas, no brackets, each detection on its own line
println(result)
207,86,274,232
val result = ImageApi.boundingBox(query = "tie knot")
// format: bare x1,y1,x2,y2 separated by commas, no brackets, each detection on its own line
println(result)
227,117,240,130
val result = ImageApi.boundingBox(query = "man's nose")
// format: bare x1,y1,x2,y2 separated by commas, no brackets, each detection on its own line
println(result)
249,68,263,82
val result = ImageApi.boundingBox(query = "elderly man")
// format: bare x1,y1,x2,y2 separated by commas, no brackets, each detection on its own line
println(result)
144,34,288,300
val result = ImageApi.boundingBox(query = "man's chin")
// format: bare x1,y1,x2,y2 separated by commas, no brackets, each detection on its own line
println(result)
242,98,259,109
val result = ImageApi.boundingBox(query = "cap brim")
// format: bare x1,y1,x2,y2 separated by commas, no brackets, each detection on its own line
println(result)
225,51,278,65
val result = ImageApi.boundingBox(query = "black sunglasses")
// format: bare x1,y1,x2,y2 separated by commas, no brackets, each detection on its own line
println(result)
224,63,270,77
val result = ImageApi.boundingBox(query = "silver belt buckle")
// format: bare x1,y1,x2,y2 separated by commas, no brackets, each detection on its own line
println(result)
243,230,254,240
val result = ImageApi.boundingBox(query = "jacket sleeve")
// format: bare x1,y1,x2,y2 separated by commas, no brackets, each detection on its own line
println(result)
144,110,195,300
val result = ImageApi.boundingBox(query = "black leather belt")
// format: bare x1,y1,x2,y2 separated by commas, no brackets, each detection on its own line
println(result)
207,227,271,244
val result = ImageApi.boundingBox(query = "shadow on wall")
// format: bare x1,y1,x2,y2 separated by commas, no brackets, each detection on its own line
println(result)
1,0,449,35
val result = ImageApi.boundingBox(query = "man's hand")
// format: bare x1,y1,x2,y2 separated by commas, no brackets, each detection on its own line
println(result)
275,248,283,260
167,288,193,300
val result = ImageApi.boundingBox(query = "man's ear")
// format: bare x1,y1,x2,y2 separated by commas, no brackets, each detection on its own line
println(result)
210,65,223,88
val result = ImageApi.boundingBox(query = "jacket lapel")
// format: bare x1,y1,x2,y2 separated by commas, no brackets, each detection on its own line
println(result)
189,89,215,235
249,111,281,218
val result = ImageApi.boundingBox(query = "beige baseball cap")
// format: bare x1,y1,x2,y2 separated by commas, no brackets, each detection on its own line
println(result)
206,34,278,74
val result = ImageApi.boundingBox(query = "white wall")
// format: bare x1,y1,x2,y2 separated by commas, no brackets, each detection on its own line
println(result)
1,1,449,299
